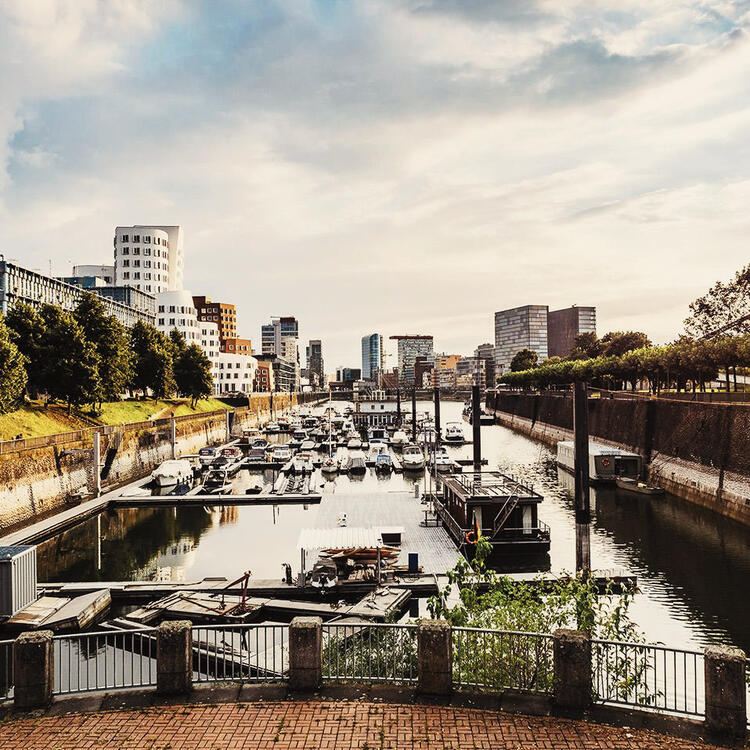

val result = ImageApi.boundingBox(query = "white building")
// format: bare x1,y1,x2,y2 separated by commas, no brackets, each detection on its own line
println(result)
71,264,115,284
199,321,221,393
114,225,184,294
215,352,258,395
156,290,200,344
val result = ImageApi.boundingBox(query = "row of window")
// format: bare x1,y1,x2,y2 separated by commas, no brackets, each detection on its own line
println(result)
121,260,165,269
122,272,167,282
118,247,168,258
157,305,196,314
119,235,167,246
157,318,199,327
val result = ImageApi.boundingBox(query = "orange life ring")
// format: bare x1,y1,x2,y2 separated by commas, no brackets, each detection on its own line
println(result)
465,530,477,544
601,457,611,468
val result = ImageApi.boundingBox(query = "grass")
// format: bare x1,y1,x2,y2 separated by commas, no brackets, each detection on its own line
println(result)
0,397,233,441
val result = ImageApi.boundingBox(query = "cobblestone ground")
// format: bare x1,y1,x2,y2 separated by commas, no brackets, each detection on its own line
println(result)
0,701,719,749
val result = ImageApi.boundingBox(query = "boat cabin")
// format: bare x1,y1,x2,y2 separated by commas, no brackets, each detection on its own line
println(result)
556,440,642,483
353,400,400,428
436,471,550,554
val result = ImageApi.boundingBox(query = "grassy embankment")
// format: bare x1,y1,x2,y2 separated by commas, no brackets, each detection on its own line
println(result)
0,398,233,441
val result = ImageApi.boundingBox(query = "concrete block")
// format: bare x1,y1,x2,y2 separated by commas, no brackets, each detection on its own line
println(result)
553,629,591,712
417,620,452,696
289,617,322,691
704,645,746,745
156,620,192,695
14,630,54,709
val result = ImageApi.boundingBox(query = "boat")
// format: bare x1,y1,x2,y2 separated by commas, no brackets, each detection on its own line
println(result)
390,430,408,449
557,441,642,483
615,477,665,496
302,416,318,429
319,438,338,455
277,418,290,432
289,418,303,432
265,421,280,434
429,448,453,472
289,429,307,449
252,438,270,450
220,446,243,461
401,444,425,471
345,450,367,474
462,406,495,426
198,446,218,468
300,439,316,452
368,425,389,444
292,451,315,474
374,447,393,473
443,422,464,442
321,455,340,474
151,459,193,487
346,437,362,450
270,445,293,463
239,427,261,445
203,468,234,493
246,447,266,463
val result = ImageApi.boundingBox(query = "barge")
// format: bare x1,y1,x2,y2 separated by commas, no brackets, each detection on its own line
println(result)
556,440,642,483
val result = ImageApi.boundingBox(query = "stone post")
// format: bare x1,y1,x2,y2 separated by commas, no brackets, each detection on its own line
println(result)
14,630,54,709
289,617,322,691
417,620,452,695
704,645,746,745
553,629,591,712
156,620,192,695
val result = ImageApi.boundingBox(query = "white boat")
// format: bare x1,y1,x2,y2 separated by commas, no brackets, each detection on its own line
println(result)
289,419,303,432
321,455,340,474
198,446,218,467
265,421,280,434
346,437,362,450
300,439,316,452
151,459,193,487
430,448,453,472
401,444,425,471
557,440,642,483
391,430,408,449
292,451,314,474
270,445,293,463
443,422,464,442
343,449,367,474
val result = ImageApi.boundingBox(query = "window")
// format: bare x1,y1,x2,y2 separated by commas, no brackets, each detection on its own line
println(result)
121,234,129,242
133,247,140,255
144,248,151,256
145,273,151,280
133,235,140,242
145,261,151,268
169,318,175,325
123,260,130,267
145,236,151,243
123,272,130,279
134,272,140,279
158,318,164,326
169,306,175,313
134,260,140,268
122,247,129,255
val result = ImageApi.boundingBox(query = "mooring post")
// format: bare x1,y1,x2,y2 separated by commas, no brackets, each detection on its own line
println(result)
433,387,441,447
411,389,417,442
573,380,591,575
92,430,101,497
472,384,481,472
170,418,177,460
396,388,402,426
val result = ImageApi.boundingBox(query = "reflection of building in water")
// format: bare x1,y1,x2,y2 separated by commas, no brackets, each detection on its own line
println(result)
133,537,197,582
217,506,239,525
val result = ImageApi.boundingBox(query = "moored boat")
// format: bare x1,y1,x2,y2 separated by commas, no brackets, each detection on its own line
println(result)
151,459,193,487
401,443,425,471
615,477,665,496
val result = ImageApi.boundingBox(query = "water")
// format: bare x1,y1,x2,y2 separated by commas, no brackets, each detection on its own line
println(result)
36,401,750,653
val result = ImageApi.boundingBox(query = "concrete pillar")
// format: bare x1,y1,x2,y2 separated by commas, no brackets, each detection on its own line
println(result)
170,418,177,459
553,629,591,712
14,630,54,709
156,620,192,695
704,645,746,745
226,410,231,441
289,617,322,691
417,620,452,695
92,431,101,497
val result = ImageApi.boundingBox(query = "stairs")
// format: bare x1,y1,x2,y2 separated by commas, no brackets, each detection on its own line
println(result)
492,495,519,538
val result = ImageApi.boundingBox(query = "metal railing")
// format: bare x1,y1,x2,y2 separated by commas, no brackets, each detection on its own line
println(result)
322,623,418,684
193,624,288,683
0,640,13,700
592,640,704,717
453,628,554,694
53,630,157,695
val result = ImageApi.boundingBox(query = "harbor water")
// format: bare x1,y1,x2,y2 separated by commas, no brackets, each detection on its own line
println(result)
35,400,750,654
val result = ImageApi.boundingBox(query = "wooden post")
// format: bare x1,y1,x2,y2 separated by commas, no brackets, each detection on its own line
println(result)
411,389,417,442
396,389,402,426
472,384,481,472
573,380,591,575
433,387,441,447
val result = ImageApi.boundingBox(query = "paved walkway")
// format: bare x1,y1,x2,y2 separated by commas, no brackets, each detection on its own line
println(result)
0,701,718,749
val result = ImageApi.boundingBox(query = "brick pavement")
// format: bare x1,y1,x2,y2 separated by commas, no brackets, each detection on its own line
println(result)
0,701,720,749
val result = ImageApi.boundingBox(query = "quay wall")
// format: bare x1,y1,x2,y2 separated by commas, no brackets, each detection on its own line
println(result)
0,392,325,535
487,392,750,526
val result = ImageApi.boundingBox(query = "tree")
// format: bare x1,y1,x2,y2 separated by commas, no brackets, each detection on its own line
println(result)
0,317,28,413
129,321,175,399
5,302,46,398
175,343,214,407
569,332,601,360
684,263,750,337
74,294,132,405
169,328,187,355
39,304,100,412
599,331,651,358
510,348,539,372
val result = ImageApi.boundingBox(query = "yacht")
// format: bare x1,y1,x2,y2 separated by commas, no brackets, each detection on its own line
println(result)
292,451,315,474
371,444,392,473
430,448,453,472
346,436,362,450
198,446,218,468
321,455,340,474
265,421,280,434
203,468,233,493
252,438,270,451
221,446,243,461
390,430,408,449
277,418,290,433
342,449,367,474
270,444,293,463
239,427,261,445
300,439,316,452
151,459,193,487
289,429,307,449
443,422,465,442
401,444,425,472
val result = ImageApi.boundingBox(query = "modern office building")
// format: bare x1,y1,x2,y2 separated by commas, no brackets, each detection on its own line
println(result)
192,296,237,343
306,340,324,386
261,316,299,355
70,265,115,284
361,333,384,381
335,367,361,384
155,290,200,344
255,355,297,392
547,306,597,358
220,337,253,356
58,275,156,318
474,343,496,388
456,356,487,389
494,305,548,374
0,260,155,327
113,225,184,294
390,335,434,386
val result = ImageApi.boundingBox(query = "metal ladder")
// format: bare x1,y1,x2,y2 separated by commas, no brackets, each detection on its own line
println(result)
492,495,519,538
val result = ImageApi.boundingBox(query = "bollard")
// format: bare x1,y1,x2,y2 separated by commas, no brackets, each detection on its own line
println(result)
417,620,452,695
704,645,747,746
553,629,591,712
14,630,54,709
289,617,322,691
156,620,192,695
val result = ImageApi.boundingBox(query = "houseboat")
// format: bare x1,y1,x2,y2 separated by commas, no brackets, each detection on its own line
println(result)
443,422,465,442
368,425,389,444
462,404,495,426
556,440,642,483
435,471,550,555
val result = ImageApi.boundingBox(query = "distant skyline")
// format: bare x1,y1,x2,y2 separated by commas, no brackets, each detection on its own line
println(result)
1,1,748,368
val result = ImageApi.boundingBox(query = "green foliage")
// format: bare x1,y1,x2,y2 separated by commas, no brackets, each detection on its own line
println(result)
5,302,46,397
510,348,539,372
0,318,27,413
569,331,601,360
129,321,176,399
175,343,213,407
684,262,750,337
599,331,652,357
169,328,187,354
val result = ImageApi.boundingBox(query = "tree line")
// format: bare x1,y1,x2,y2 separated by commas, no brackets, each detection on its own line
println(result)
0,293,213,414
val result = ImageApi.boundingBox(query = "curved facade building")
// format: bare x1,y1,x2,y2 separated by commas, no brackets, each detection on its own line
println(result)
156,290,200,344
114,225,184,294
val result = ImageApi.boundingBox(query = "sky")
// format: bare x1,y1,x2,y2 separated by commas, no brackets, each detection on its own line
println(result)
0,0,748,372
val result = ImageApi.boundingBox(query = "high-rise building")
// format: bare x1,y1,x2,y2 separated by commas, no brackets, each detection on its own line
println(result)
113,225,184,294
306,340,324,386
155,290,201,344
361,333,384,381
494,305,548,374
390,335,434,385
71,265,115,284
261,316,299,355
548,306,597,358
456,356,486,389
335,367,361,384
192,296,237,343
474,343,496,388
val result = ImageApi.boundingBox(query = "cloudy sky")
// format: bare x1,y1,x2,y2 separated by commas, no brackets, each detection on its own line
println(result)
1,0,748,370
